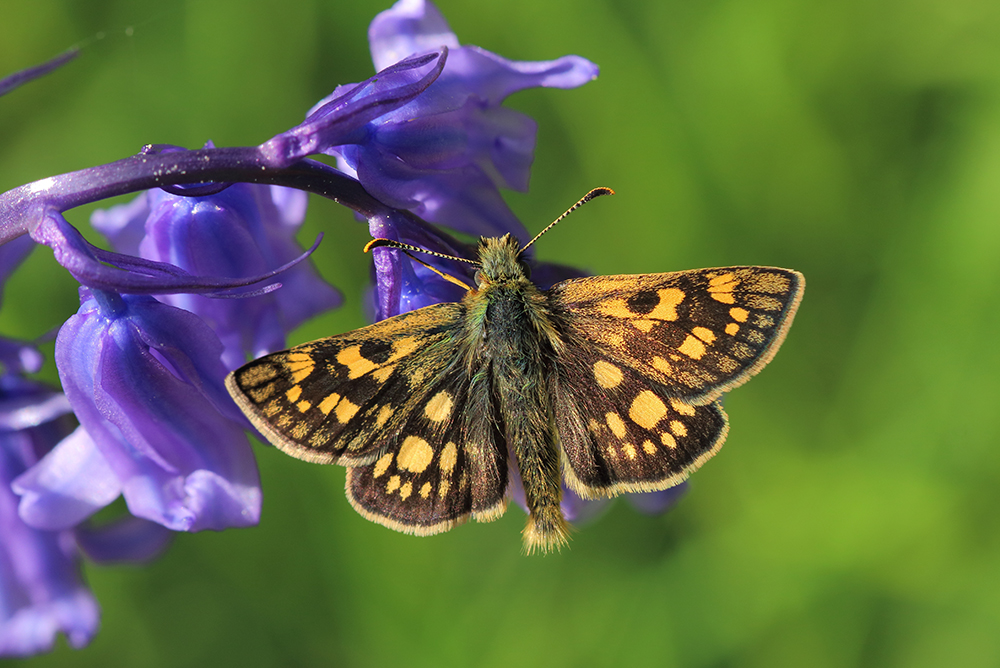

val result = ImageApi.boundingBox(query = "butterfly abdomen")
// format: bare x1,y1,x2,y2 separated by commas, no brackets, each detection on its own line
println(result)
473,240,570,553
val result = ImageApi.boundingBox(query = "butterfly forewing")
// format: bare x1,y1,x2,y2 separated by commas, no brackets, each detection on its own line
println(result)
549,267,804,404
553,340,730,497
226,303,465,466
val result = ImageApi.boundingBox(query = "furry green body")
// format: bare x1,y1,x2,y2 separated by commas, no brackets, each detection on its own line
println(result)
460,235,569,550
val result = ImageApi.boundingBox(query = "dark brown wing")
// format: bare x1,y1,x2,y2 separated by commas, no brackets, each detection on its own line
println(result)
227,302,509,534
548,266,803,496
226,303,466,466
548,267,804,404
346,365,508,535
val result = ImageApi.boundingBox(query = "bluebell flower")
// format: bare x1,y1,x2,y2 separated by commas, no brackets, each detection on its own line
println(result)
92,176,341,369
0,358,173,657
0,374,99,658
0,322,167,657
15,288,262,533
265,0,599,241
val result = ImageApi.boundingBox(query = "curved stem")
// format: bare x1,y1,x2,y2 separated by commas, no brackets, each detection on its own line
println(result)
0,146,390,245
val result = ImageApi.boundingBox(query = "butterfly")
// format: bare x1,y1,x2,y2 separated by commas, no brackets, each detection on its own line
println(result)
226,188,805,553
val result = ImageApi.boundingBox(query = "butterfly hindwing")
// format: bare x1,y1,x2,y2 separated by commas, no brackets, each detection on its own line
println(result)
554,341,729,497
346,366,509,535
226,303,465,466
549,267,804,404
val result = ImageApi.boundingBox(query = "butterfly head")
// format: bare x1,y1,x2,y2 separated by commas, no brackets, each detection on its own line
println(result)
475,234,530,287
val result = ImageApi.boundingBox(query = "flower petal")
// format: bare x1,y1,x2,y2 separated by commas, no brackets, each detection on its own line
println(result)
13,427,121,531
261,49,447,167
0,424,99,657
369,0,459,71
56,292,262,532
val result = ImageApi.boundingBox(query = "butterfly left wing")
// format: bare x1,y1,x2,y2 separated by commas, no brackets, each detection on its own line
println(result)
227,302,510,536
227,304,468,466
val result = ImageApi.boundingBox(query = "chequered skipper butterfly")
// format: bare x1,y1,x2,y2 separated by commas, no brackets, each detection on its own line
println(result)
226,189,804,553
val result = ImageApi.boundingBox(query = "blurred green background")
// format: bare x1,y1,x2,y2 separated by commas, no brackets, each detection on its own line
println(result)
3,0,999,666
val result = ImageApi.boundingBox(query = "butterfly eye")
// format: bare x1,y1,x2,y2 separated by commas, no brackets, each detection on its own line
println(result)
520,259,533,280
474,270,485,286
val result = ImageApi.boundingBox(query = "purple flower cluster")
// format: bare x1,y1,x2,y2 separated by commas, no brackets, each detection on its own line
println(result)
0,0,683,656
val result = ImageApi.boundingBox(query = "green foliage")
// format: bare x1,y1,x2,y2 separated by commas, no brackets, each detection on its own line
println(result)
2,0,999,665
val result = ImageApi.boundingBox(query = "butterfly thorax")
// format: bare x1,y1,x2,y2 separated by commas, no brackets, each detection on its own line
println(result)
459,234,570,552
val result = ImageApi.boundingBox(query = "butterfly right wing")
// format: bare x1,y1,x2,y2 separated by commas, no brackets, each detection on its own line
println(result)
227,303,467,466
547,266,802,498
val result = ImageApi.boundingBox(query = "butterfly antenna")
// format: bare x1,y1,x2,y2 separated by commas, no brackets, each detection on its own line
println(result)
365,238,476,291
520,187,615,255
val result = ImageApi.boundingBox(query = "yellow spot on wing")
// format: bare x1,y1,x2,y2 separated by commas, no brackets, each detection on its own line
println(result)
633,319,655,333
642,440,657,455
692,327,716,344
730,307,749,322
605,413,627,439
670,420,688,437
597,299,638,319
440,442,458,473
285,386,302,403
629,391,667,429
386,475,401,493
593,361,624,389
678,335,706,360
669,399,696,416
399,481,413,500
376,404,394,427
711,292,736,304
660,432,677,448
335,397,359,424
419,482,432,499
319,393,341,415
622,443,637,460
296,400,312,413
309,427,333,448
424,391,454,422
651,356,673,374
337,346,378,379
709,273,738,290
646,289,684,320
287,360,314,384
397,436,434,473
373,452,393,478
725,322,740,336
438,479,450,498
371,365,395,383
